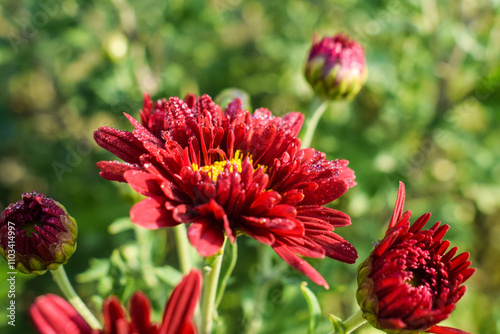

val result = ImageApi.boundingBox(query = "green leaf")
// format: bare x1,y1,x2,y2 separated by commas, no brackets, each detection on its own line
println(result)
108,217,134,234
76,258,110,283
328,314,346,334
300,282,321,334
154,266,183,287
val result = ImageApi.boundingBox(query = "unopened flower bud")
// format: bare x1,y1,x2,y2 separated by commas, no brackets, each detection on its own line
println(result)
305,33,367,101
0,192,78,274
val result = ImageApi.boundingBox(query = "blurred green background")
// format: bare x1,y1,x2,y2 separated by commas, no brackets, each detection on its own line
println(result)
1,0,499,333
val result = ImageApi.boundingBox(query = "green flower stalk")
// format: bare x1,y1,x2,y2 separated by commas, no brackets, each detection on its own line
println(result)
0,192,78,274
305,33,367,101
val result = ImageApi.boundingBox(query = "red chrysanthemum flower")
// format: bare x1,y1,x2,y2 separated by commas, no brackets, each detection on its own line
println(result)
0,192,78,274
30,269,202,334
356,182,475,334
94,93,357,288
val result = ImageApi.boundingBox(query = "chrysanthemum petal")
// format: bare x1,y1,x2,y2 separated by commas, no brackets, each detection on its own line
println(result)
29,294,92,334
94,127,145,164
129,292,155,334
297,206,351,227
187,221,225,257
311,232,357,263
96,161,142,182
102,296,128,334
299,178,349,206
427,325,472,334
162,270,202,334
273,241,329,289
124,170,163,197
130,197,179,229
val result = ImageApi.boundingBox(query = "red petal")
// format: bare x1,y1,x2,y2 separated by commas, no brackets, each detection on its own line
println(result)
102,296,127,334
124,113,164,147
427,325,472,334
250,124,277,165
409,212,431,233
94,127,145,164
161,270,202,334
129,292,154,334
97,161,142,182
249,191,282,215
336,164,356,187
281,111,304,137
300,178,348,206
297,206,351,227
378,317,407,329
187,221,225,257
312,232,357,263
267,204,297,218
29,294,93,334
389,181,405,229
272,242,329,289
130,197,179,229
124,170,163,197
184,93,197,109
243,216,304,235
277,236,325,258
240,225,276,245
281,189,305,205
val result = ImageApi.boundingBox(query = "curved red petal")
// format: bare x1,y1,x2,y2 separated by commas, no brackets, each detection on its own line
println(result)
29,294,93,334
312,232,357,263
161,270,202,334
187,221,225,257
427,325,472,334
102,296,127,334
124,170,163,197
97,161,142,182
94,127,145,165
297,206,351,227
130,197,179,229
129,292,154,334
388,181,405,229
272,242,329,289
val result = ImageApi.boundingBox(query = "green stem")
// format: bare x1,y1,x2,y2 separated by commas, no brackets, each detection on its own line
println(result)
244,248,286,334
174,224,192,274
343,309,366,333
135,227,158,287
51,266,102,330
301,96,328,148
215,240,238,308
201,240,225,334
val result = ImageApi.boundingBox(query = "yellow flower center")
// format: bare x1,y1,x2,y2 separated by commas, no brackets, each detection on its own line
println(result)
192,150,266,181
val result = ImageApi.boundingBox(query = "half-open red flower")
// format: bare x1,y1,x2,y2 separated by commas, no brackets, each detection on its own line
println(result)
356,182,475,334
30,269,202,334
94,93,357,288
0,192,78,274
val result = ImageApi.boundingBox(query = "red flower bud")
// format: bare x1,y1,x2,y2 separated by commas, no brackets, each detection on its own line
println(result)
305,33,367,100
0,192,78,274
